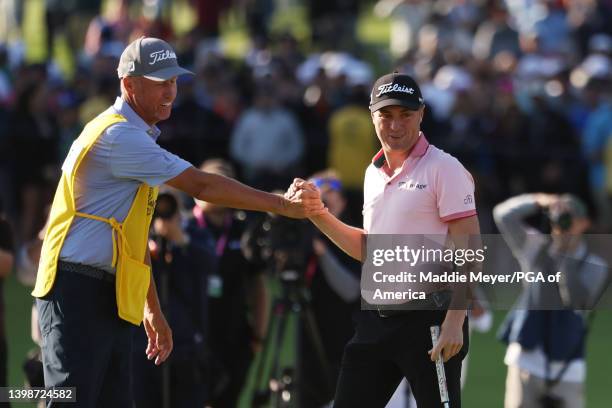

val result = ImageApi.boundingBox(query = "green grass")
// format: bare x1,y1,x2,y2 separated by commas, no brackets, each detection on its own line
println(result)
5,273,37,408
462,314,508,406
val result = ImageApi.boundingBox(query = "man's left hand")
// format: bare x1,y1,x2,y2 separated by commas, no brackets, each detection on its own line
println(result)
143,310,173,365
428,312,464,362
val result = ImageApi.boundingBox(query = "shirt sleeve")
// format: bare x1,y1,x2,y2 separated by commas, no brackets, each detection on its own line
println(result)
435,155,477,222
108,124,192,186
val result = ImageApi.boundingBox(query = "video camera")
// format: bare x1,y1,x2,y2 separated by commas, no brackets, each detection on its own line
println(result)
242,214,315,283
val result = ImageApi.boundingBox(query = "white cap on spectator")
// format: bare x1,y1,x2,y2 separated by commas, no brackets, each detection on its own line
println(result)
296,52,373,87
433,65,473,92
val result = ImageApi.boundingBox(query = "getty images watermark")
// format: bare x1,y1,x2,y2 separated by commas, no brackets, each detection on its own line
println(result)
360,234,612,311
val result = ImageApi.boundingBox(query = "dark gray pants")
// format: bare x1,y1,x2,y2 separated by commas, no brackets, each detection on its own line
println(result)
36,267,134,408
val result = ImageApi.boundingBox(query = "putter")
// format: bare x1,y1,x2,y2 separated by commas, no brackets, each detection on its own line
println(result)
430,325,450,408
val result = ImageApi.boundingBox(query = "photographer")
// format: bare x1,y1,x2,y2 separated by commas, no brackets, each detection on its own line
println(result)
132,189,215,408
494,193,609,408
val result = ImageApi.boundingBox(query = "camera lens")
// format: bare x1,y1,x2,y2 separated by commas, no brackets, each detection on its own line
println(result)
551,211,573,231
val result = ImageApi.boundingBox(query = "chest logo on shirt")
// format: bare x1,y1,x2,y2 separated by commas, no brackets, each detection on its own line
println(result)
398,181,427,191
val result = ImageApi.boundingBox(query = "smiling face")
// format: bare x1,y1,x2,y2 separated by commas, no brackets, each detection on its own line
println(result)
371,105,424,156
122,76,177,125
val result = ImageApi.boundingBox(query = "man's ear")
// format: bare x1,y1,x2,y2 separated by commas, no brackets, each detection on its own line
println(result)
122,77,137,94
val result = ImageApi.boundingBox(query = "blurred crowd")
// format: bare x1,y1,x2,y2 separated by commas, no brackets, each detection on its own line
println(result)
0,0,610,242
0,0,610,405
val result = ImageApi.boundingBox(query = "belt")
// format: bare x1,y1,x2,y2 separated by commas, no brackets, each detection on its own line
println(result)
58,261,115,284
376,290,451,318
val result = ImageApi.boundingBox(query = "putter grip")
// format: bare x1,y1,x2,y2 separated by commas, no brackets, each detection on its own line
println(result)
430,325,451,408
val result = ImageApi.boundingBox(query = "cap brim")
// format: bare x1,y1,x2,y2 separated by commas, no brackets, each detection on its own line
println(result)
369,98,423,112
144,66,194,81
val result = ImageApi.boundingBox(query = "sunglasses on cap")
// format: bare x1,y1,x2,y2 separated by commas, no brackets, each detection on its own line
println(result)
311,177,342,192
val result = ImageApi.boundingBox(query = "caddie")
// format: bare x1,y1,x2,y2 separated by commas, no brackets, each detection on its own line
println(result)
33,36,322,407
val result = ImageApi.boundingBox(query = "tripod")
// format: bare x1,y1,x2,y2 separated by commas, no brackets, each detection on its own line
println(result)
252,269,335,408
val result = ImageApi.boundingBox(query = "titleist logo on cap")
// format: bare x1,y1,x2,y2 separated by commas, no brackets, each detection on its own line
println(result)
376,82,415,97
149,50,177,65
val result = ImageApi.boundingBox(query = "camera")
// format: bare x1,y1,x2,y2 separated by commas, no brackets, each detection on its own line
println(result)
549,210,573,232
154,192,179,220
242,214,314,281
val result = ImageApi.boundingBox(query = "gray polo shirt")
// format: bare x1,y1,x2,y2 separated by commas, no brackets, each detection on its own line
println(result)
59,97,192,273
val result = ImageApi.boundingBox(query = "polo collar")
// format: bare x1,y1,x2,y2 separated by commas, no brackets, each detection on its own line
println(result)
113,97,161,139
372,132,429,169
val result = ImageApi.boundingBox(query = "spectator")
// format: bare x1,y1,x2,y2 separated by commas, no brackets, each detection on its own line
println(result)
327,85,377,222
495,193,609,408
78,76,119,125
7,81,59,241
45,0,102,63
582,76,612,230
472,0,521,61
307,0,361,51
192,0,232,38
230,83,304,190
374,0,433,58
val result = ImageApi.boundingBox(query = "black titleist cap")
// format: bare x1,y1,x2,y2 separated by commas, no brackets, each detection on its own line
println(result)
369,72,424,112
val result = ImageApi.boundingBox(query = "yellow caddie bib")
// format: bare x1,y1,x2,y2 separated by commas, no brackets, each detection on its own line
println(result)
32,113,158,326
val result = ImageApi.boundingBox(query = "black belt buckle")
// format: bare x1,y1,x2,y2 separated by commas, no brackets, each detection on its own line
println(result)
432,291,445,309
431,290,452,309
375,306,405,318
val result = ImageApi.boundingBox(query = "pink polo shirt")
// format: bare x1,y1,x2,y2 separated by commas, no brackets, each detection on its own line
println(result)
363,134,477,235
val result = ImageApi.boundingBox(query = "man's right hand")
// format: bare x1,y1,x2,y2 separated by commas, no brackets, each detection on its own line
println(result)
143,309,173,366
282,178,326,219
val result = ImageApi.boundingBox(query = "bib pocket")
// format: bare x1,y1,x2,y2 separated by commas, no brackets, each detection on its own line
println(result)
116,253,150,325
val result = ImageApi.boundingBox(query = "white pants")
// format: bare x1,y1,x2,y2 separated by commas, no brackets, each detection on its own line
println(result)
504,365,584,408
